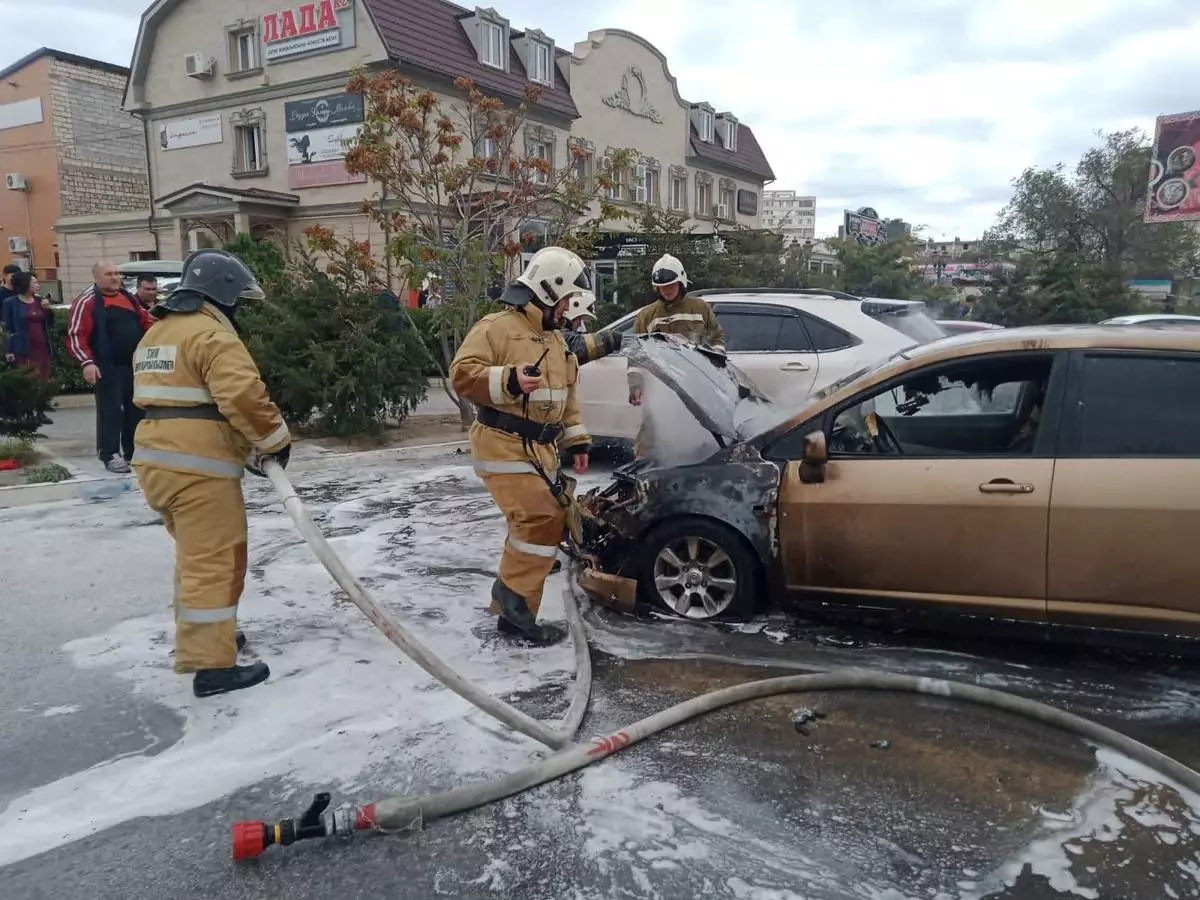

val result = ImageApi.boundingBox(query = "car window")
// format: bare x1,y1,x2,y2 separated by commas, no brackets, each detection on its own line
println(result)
775,316,814,352
717,312,783,352
798,314,857,352
828,356,1052,457
1078,354,1200,456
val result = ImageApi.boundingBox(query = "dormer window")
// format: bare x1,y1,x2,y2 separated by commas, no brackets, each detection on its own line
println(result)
699,109,714,142
724,118,738,151
529,40,552,85
481,20,505,68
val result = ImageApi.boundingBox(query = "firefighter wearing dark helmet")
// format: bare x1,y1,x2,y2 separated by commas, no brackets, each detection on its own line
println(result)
628,253,726,456
131,249,291,698
450,246,593,646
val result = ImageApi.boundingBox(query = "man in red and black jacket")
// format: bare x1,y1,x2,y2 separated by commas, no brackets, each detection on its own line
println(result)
67,260,154,473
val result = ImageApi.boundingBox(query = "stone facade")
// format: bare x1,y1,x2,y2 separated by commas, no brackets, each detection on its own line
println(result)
49,58,151,217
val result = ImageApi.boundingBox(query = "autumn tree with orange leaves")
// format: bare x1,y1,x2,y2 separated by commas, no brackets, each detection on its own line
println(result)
333,70,635,420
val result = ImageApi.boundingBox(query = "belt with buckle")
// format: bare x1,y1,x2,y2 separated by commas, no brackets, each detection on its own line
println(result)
476,406,563,444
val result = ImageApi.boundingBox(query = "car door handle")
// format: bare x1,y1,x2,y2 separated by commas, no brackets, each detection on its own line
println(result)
979,479,1034,494
780,361,811,371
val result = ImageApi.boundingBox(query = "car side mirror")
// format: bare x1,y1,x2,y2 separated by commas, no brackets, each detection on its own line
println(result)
798,430,827,484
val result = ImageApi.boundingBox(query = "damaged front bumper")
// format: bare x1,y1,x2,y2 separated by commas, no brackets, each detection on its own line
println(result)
567,449,782,616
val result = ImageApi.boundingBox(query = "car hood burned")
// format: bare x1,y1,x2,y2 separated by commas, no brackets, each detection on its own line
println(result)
624,333,785,451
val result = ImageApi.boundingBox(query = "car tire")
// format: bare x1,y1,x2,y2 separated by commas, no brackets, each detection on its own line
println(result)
636,516,761,622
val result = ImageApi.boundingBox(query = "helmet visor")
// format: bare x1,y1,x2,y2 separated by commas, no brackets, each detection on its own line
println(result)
651,267,681,286
571,267,592,292
238,280,266,302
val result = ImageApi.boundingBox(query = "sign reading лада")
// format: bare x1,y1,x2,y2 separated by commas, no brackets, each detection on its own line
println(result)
262,0,356,62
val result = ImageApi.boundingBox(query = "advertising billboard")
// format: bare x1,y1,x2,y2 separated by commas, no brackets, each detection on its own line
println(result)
844,207,885,246
283,91,365,190
1146,110,1200,223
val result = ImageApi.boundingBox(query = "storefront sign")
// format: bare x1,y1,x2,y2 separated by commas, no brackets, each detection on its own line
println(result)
262,0,356,62
158,113,223,151
284,93,364,133
286,124,360,165
284,91,364,189
736,189,758,217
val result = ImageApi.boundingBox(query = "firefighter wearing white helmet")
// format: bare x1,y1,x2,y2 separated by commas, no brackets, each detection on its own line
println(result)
628,253,726,456
562,290,624,365
449,246,592,646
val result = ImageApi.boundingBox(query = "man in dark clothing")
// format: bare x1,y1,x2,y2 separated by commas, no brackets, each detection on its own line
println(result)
370,276,404,331
67,260,154,473
0,262,22,304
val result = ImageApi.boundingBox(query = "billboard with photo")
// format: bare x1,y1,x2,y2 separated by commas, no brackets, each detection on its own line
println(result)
283,91,365,190
844,207,885,245
1146,110,1200,223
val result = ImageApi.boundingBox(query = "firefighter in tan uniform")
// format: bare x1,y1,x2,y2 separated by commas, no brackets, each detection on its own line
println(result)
132,249,292,698
451,247,593,647
628,254,726,457
561,291,624,365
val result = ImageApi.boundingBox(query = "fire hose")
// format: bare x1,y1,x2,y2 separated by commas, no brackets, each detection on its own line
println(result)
232,460,1200,860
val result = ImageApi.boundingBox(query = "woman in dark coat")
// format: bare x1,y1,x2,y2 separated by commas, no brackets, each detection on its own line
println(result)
3,270,55,381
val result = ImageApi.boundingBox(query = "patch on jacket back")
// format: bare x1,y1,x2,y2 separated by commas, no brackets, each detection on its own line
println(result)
134,344,177,374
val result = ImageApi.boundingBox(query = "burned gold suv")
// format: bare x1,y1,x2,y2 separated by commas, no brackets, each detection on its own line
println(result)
573,326,1200,645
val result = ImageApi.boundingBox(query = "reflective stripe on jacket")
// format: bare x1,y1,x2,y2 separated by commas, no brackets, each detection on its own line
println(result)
630,294,726,391
132,302,290,479
450,304,589,477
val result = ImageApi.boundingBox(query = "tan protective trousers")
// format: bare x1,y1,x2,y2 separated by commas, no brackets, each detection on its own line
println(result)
481,471,565,618
136,466,248,672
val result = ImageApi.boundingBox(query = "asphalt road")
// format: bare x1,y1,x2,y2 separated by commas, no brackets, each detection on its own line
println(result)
2,451,1198,899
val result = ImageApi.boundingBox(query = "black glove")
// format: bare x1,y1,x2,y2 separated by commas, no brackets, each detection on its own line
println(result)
246,443,291,477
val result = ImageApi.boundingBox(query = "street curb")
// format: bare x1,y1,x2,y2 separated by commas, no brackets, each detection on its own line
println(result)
51,393,96,409
0,439,470,510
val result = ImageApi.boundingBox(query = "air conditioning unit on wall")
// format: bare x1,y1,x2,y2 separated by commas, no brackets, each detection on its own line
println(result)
184,52,214,78
5,173,29,191
8,236,30,253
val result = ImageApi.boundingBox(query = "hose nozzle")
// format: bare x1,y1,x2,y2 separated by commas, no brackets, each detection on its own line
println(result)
232,792,333,859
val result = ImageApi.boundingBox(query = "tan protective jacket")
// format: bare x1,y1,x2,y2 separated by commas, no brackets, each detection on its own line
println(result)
630,293,726,391
451,304,589,476
132,303,290,479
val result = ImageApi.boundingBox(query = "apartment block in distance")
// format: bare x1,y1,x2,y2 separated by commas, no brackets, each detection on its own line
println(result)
763,189,816,246
0,48,153,301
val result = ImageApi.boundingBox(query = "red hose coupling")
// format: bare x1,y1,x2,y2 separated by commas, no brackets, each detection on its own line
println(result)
232,820,269,860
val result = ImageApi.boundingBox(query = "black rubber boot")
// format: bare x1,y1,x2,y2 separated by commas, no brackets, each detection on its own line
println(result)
193,662,270,698
236,631,246,652
492,580,566,647
497,615,567,647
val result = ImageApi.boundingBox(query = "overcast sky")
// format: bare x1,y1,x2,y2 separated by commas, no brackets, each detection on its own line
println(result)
3,0,1199,239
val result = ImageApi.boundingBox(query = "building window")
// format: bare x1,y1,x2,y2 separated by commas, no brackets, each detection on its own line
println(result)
699,110,714,143
719,188,734,220
645,168,658,205
481,21,505,69
477,135,500,160
670,176,687,212
529,140,551,185
724,120,738,151
228,26,258,73
130,251,159,261
530,40,552,85
571,149,592,183
601,156,621,200
630,164,648,203
696,179,713,217
234,122,264,174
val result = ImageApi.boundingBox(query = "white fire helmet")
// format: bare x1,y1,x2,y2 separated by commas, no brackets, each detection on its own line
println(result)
650,253,688,290
566,290,597,322
515,246,592,308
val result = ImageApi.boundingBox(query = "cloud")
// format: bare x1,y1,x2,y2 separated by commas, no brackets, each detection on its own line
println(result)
2,0,1198,240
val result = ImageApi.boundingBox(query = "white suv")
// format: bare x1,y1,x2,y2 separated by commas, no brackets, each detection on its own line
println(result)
576,289,947,444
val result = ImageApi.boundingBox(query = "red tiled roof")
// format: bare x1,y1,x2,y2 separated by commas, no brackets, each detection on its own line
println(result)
689,122,776,182
362,0,579,119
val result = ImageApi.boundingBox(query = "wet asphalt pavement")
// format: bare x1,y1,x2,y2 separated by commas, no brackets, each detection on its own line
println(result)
2,448,1199,899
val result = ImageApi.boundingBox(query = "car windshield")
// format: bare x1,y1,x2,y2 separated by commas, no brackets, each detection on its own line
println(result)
863,301,947,344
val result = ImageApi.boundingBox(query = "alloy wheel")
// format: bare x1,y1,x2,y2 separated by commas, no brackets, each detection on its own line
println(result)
652,535,738,620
